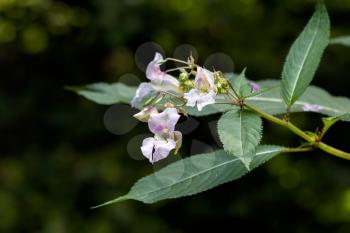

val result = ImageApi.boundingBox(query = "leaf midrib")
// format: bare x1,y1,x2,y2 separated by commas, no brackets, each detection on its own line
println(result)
287,11,322,105
248,96,343,114
239,111,244,155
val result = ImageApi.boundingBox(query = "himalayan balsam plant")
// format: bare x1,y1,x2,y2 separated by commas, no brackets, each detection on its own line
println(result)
68,2,350,207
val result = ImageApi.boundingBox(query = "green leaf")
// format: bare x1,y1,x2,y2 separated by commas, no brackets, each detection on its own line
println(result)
336,114,350,122
218,109,262,167
232,69,251,97
323,113,350,126
66,82,137,105
320,113,350,138
92,145,284,206
329,36,350,46
246,80,350,117
281,2,330,108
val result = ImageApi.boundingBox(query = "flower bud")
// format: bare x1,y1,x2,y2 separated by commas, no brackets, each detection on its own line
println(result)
215,76,230,94
173,131,182,155
250,82,261,92
179,72,189,83
185,80,195,89
133,106,159,122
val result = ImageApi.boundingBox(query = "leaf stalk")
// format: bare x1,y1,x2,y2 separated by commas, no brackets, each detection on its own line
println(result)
244,103,350,160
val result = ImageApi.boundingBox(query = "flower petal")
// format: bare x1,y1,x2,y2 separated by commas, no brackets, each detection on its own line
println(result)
148,108,180,136
250,82,261,92
141,137,155,162
133,107,159,122
184,89,200,107
131,82,155,108
146,52,165,81
152,74,180,94
195,67,215,90
184,89,216,111
152,138,176,163
196,91,216,111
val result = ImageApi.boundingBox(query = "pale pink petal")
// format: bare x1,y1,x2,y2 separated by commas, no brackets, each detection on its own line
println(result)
203,68,215,88
184,89,215,111
152,138,176,163
161,74,180,90
251,82,261,92
146,52,165,81
141,136,175,163
141,137,156,162
152,74,180,93
194,67,215,90
196,91,216,111
148,108,180,136
184,89,200,107
163,108,180,134
131,82,154,107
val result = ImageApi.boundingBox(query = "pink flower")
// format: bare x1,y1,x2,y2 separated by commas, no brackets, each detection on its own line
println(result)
131,53,180,107
184,67,216,111
302,104,323,112
148,108,179,136
146,52,166,81
250,82,261,92
141,108,182,163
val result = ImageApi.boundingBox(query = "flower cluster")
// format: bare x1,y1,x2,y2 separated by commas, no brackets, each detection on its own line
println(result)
132,53,230,163
139,108,182,163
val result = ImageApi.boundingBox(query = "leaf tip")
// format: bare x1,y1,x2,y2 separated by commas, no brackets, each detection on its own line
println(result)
239,157,252,171
64,85,80,92
90,195,130,209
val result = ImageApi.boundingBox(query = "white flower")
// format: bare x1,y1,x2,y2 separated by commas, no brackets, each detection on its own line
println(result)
140,108,182,163
131,53,180,108
141,136,176,163
184,67,216,111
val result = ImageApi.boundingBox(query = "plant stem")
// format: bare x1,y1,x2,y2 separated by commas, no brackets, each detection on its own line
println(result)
165,66,191,73
318,142,350,160
164,58,194,66
244,103,350,160
284,147,314,153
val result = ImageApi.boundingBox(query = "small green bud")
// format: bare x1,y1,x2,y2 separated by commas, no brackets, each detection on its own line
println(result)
179,72,189,83
184,80,195,89
215,75,230,94
213,72,221,84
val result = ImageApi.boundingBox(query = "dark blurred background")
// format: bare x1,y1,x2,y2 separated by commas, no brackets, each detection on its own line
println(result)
1,0,350,232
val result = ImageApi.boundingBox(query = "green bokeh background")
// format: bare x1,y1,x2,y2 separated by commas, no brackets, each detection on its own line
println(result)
1,0,350,232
